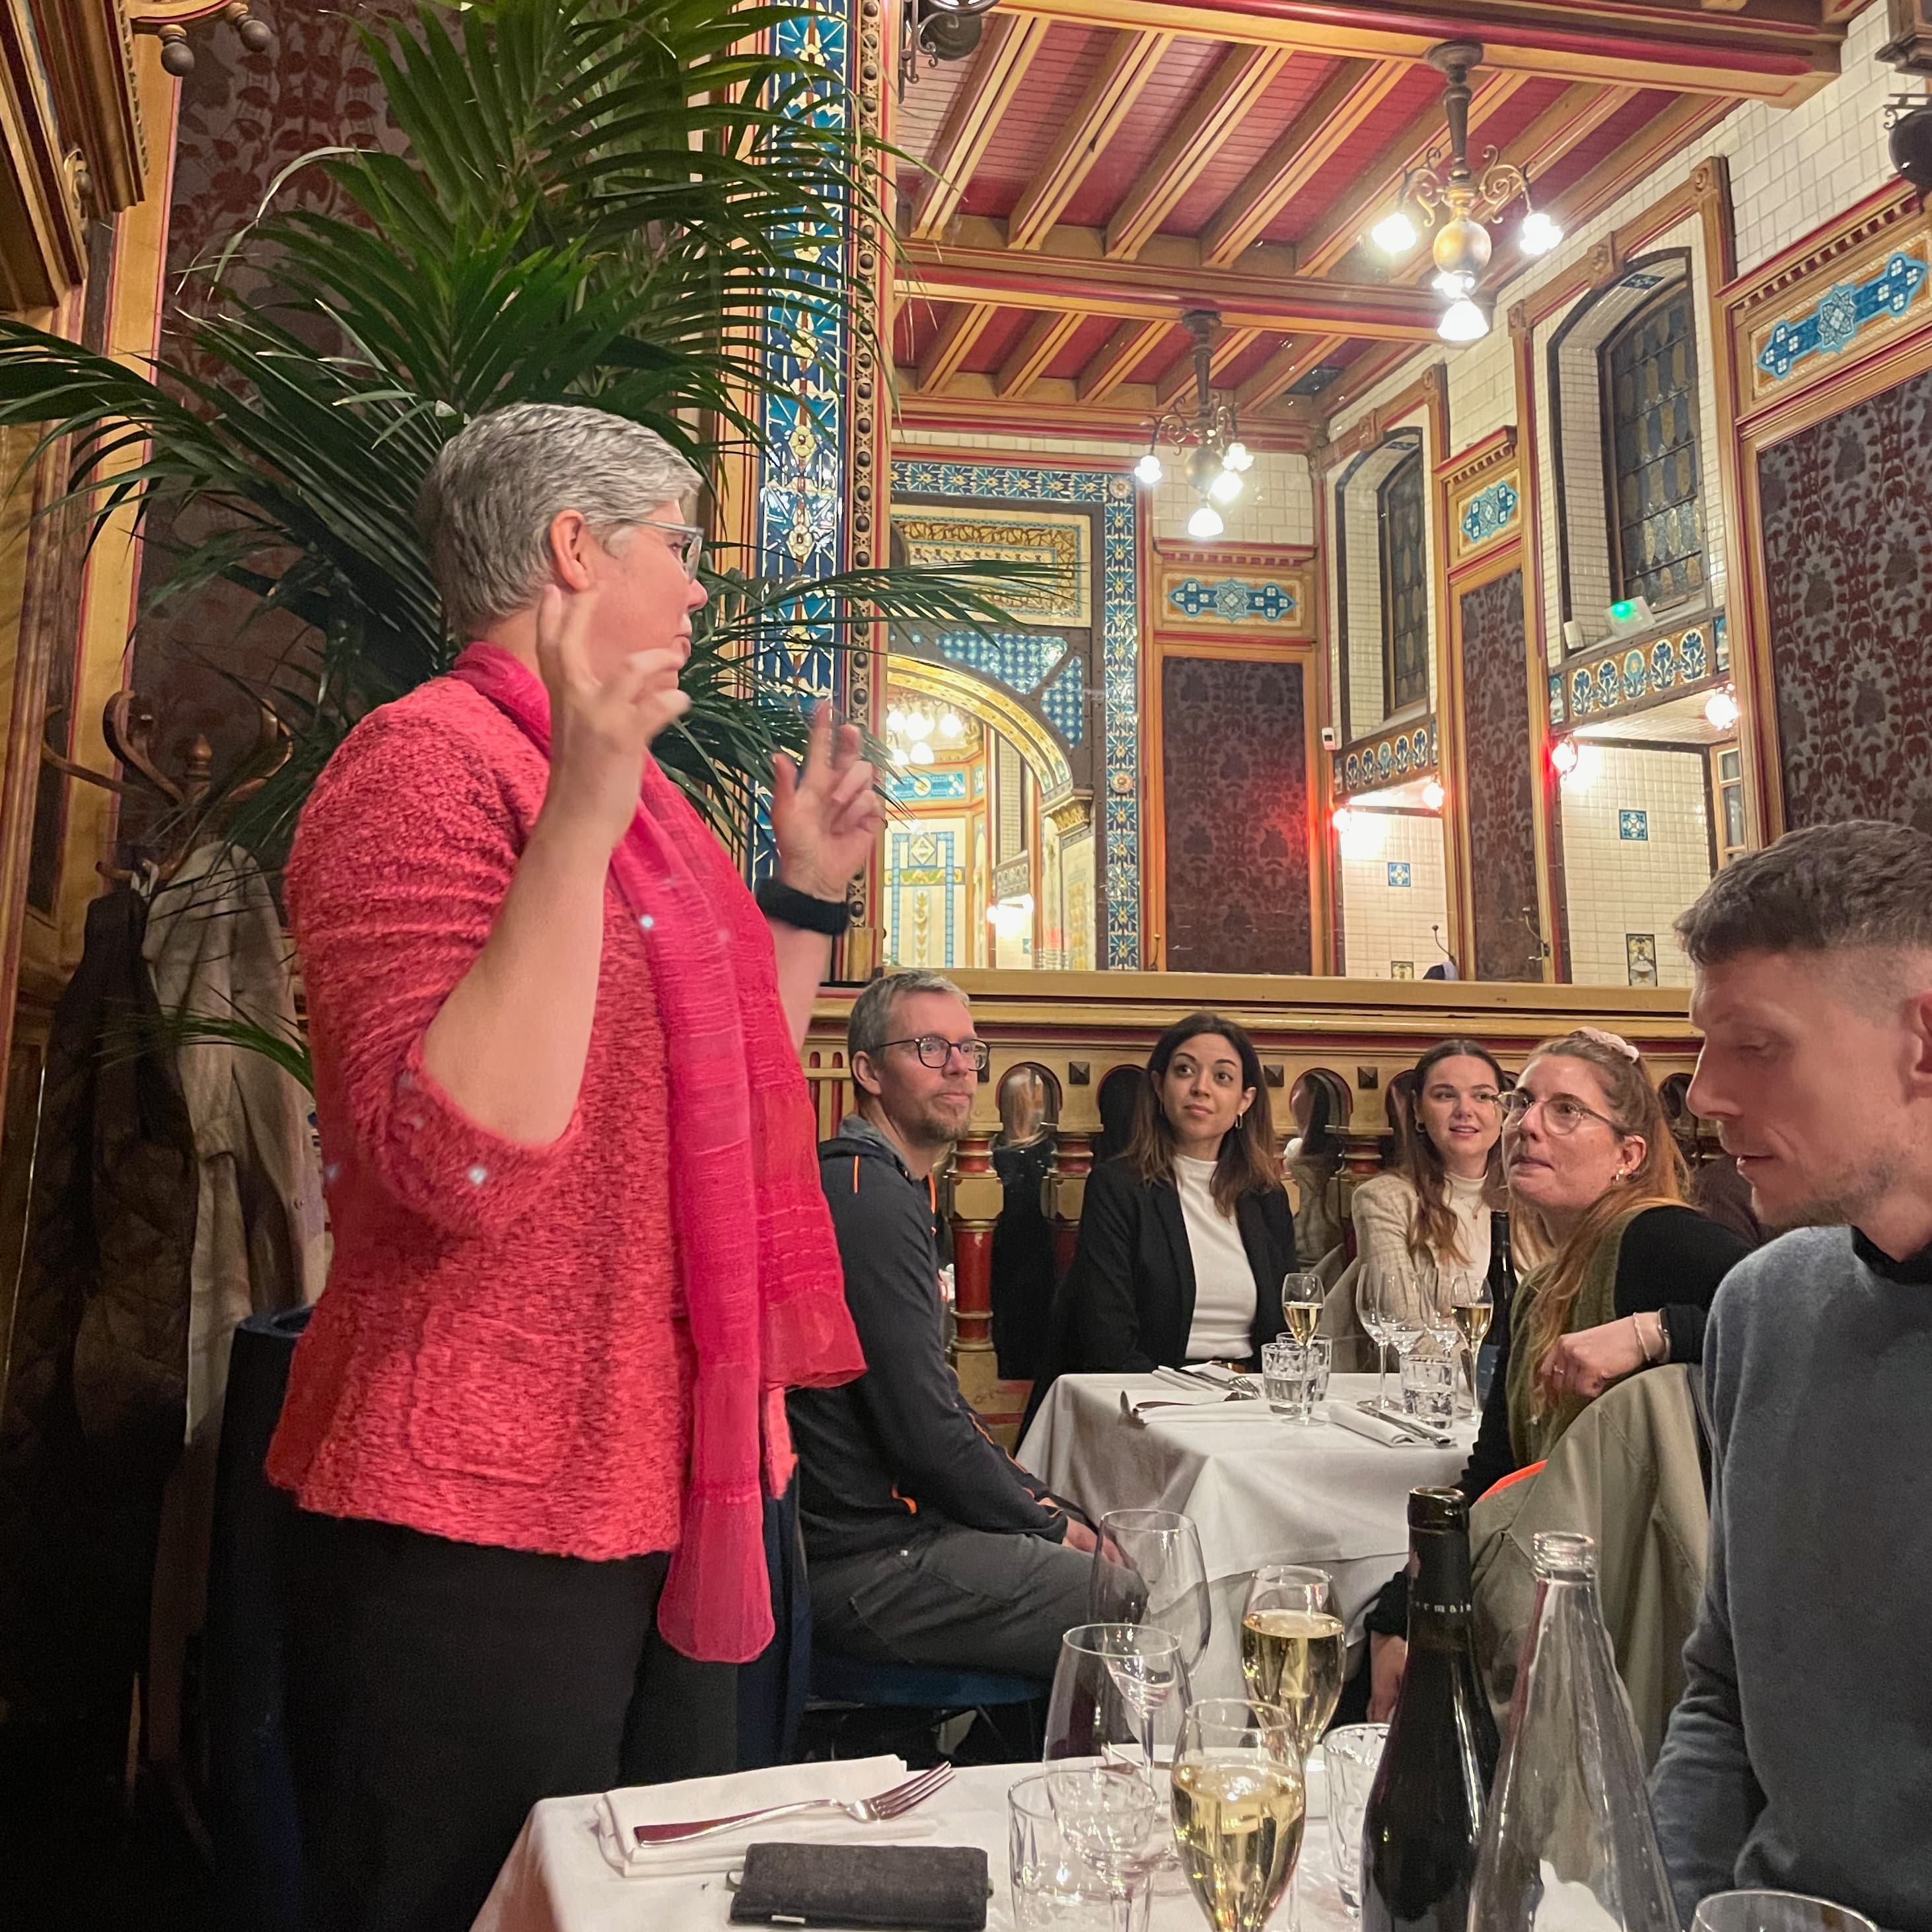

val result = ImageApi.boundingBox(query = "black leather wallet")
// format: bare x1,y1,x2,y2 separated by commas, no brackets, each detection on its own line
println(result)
728,1842,989,1930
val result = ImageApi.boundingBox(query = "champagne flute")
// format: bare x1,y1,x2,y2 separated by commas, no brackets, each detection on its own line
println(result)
1170,1698,1305,1932
1279,1270,1324,1346
1044,1624,1190,1773
1355,1264,1394,1413
1445,1267,1492,1415
1238,1565,1345,1757
1047,1764,1161,1932
1089,1509,1211,1674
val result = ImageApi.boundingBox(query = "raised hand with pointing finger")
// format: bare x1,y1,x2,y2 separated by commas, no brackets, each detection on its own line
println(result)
770,700,886,901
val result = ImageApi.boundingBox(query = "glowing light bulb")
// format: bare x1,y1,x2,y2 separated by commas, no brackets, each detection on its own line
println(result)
908,741,934,766
1550,736,1579,777
1372,209,1419,257
1439,297,1489,343
1187,503,1225,540
1223,441,1253,472
1209,468,1244,505
1519,209,1564,257
886,707,905,733
939,710,964,740
1134,451,1164,487
1433,269,1476,301
1421,778,1446,812
1704,687,1740,732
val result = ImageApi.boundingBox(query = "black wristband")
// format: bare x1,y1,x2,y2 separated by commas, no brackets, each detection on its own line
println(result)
756,876,854,935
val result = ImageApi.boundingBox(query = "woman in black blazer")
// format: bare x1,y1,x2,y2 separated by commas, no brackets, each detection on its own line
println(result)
1027,1013,1296,1421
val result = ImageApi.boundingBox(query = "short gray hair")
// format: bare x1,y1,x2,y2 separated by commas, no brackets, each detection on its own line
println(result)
1676,819,1932,963
849,970,968,1061
417,402,703,635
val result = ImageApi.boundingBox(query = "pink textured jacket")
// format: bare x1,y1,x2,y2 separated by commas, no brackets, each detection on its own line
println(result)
268,676,690,1560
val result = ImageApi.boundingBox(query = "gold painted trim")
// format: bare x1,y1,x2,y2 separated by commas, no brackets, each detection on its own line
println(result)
887,655,1073,801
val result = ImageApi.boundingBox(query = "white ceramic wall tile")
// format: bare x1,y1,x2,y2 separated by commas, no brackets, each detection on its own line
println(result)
1558,744,1715,986
1340,812,1452,979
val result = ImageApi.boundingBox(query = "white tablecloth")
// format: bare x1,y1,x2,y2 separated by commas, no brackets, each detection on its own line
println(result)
474,1759,1355,1932
1017,1373,1476,1697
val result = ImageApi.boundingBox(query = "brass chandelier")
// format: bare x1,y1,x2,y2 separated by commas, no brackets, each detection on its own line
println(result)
1370,41,1564,343
1131,310,1253,541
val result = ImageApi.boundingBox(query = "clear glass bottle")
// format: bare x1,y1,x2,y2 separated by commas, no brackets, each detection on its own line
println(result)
1468,1531,1678,1932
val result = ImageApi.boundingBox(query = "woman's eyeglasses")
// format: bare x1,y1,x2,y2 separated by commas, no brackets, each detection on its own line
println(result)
881,1034,992,1073
633,518,705,580
1500,1090,1622,1136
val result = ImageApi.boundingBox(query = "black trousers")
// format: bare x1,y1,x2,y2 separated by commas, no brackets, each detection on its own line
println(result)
283,1511,736,1932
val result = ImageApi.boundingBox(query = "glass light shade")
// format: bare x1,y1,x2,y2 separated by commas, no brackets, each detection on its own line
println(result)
1550,736,1579,777
906,740,934,766
1208,468,1244,505
1187,503,1225,540
1439,297,1489,343
1371,208,1419,256
1223,441,1254,472
1433,269,1476,301
939,710,964,740
1519,208,1564,257
1704,688,1741,732
886,706,905,733
1133,450,1164,487
1421,779,1446,812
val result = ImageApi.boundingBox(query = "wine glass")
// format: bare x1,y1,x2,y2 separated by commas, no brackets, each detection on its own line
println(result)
1170,1697,1305,1932
1046,1764,1161,1932
1089,1509,1211,1675
1355,1264,1394,1413
1238,1565,1343,1758
1691,1894,1877,1932
1044,1623,1190,1773
1443,1266,1492,1415
1279,1271,1324,1346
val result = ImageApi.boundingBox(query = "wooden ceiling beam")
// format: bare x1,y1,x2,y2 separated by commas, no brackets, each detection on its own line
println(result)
1103,43,1295,261
1076,318,1173,401
919,302,1001,391
910,13,1053,243
1294,67,1534,279
1201,59,1412,269
996,311,1088,398
900,236,1450,338
1007,29,1177,252
989,0,1842,105
1235,333,1349,414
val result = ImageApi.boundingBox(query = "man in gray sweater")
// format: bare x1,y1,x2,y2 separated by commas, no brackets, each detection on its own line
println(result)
1652,820,1932,1931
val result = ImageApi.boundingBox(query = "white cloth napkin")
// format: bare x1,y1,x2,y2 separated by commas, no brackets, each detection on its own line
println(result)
1325,1403,1441,1447
593,1754,937,1877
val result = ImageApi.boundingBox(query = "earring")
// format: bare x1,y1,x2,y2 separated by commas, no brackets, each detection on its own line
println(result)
1235,1112,1246,1129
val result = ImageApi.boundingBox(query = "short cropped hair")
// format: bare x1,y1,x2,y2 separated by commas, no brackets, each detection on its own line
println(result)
417,402,702,636
1676,819,1932,964
848,970,968,1062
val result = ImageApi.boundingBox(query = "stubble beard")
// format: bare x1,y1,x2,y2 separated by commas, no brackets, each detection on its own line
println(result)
1758,1148,1905,1235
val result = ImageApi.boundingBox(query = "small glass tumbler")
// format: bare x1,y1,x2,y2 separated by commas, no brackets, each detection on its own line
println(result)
1691,1894,1878,1932
1322,1723,1388,1918
1400,1349,1456,1430
1010,1771,1110,1929
1300,1337,1332,1417
1262,1340,1308,1421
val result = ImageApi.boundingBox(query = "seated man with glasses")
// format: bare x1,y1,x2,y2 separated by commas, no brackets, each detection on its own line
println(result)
788,970,1099,1684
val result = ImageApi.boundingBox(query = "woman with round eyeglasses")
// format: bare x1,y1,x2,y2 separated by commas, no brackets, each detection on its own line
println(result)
1360,1028,1748,1721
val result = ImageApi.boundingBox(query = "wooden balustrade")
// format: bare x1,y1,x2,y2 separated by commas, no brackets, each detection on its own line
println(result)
804,970,1701,1434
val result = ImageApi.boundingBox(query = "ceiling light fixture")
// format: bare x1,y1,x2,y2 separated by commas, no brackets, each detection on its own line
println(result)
1134,309,1252,540
1421,778,1447,812
1370,40,1565,344
899,0,1001,90
1704,686,1741,733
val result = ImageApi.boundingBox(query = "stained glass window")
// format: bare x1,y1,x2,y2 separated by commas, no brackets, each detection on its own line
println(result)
1378,446,1429,715
1603,285,1706,610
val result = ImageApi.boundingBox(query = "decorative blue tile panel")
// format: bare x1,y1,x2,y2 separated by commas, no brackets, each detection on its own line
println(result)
1755,250,1929,383
1038,658,1086,746
1338,719,1438,797
1619,809,1650,841
887,828,960,965
884,768,968,803
1713,610,1729,672
1548,673,1567,727
1621,271,1666,292
893,459,1142,966
1459,477,1521,548
934,629,1066,694
1387,862,1412,888
1165,576,1297,624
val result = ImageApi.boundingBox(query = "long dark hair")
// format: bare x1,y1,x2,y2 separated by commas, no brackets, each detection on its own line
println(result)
1397,1038,1508,1263
1126,1012,1282,1213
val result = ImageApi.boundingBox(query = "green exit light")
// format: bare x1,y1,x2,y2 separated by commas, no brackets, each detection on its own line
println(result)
1610,600,1638,621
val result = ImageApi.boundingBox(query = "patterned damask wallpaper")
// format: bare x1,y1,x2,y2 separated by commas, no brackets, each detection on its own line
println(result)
1458,570,1544,981
1757,364,1932,830
1160,658,1311,974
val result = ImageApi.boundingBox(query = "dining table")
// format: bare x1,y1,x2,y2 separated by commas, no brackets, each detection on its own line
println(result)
472,1754,1359,1932
1017,1371,1476,1697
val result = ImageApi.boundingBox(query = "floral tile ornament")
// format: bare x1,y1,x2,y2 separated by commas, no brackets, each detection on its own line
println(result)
1458,476,1521,549
1165,576,1297,624
1387,862,1412,888
1626,933,1659,987
1390,961,1416,980
1619,809,1650,841
1754,248,1930,385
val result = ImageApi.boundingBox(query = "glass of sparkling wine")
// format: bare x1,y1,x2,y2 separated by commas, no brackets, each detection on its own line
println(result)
1239,1565,1345,1758
1279,1271,1324,1345
1170,1698,1305,1932
1445,1267,1491,1416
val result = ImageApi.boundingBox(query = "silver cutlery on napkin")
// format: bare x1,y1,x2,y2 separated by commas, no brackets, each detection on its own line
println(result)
631,1763,953,1845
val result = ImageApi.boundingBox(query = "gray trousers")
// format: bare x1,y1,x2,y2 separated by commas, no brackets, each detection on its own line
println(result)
810,1526,1094,1684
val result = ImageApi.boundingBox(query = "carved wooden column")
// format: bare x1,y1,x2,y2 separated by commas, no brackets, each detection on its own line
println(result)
1048,1129,1091,1279
948,1129,1002,1410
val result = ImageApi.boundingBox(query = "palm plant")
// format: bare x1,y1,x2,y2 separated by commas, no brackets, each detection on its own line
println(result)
0,0,1036,865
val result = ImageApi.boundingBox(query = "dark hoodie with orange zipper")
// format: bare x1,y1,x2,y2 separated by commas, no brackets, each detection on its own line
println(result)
788,1114,1084,1563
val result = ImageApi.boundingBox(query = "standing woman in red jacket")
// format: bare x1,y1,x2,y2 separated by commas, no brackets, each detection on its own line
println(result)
270,403,875,1932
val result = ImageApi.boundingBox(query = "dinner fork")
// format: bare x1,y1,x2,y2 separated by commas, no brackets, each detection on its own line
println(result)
631,1762,954,1844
